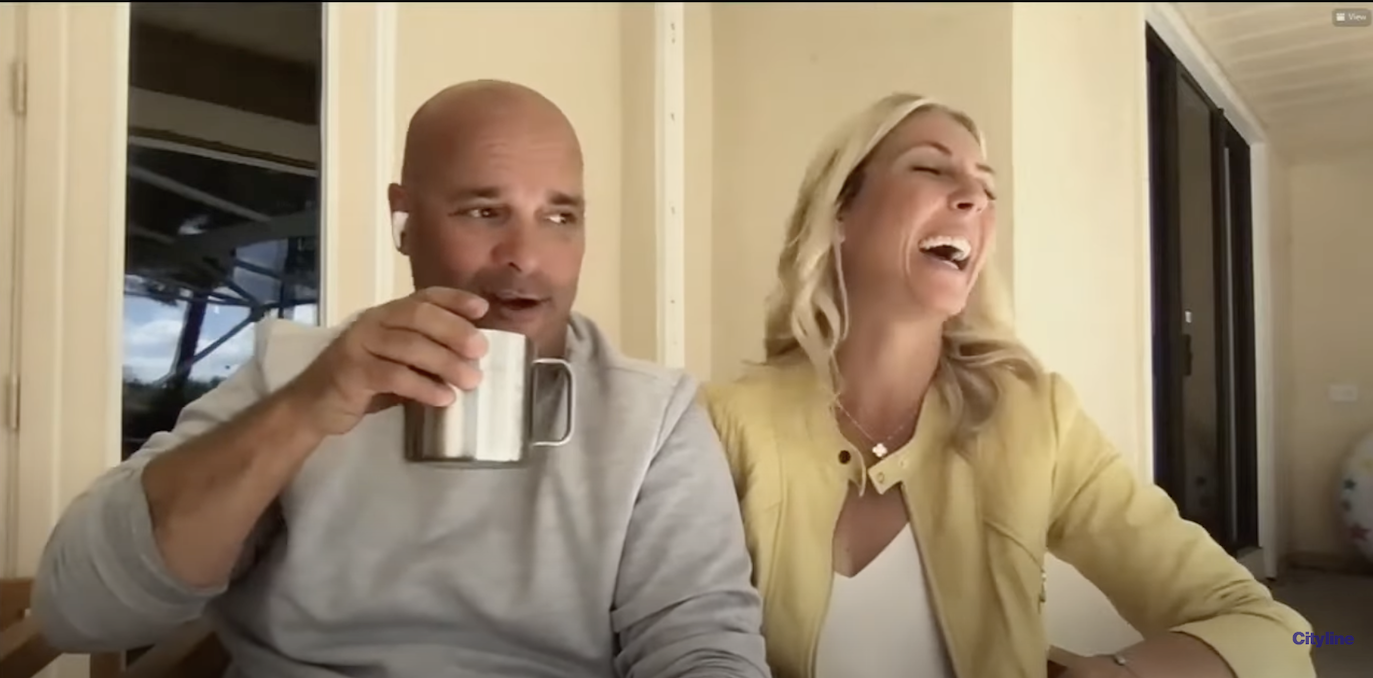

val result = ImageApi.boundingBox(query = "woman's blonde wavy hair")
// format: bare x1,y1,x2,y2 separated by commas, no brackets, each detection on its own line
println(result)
762,92,1044,449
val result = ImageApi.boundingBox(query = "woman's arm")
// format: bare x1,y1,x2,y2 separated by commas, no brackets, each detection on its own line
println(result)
1042,374,1314,678
1055,634,1237,678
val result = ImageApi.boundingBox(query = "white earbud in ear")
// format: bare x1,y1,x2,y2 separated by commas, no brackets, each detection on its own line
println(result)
391,211,409,251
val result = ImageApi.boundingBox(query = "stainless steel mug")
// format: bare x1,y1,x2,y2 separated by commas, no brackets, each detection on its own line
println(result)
402,328,575,467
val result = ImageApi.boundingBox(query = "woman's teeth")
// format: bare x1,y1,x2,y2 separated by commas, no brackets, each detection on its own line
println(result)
917,235,972,268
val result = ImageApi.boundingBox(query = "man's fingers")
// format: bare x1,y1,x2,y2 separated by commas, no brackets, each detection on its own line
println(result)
364,357,456,408
363,327,483,392
416,286,490,321
381,298,488,361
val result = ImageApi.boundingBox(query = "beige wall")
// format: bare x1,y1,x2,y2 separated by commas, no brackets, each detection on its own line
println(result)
1007,3,1153,652
1281,150,1373,562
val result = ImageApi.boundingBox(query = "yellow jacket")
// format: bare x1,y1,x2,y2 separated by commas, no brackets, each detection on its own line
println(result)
702,360,1314,678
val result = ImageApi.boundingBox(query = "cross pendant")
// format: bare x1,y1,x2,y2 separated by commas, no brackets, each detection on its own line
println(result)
872,443,889,458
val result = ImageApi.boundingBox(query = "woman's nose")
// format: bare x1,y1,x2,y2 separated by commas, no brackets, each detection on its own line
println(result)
950,185,989,213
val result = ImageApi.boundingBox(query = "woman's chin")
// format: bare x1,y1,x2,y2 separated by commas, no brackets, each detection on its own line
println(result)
904,276,973,319
883,296,970,326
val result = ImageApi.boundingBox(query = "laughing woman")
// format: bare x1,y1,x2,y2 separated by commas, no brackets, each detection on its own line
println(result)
702,93,1314,678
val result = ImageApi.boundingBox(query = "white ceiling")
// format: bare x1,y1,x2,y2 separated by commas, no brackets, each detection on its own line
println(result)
133,2,320,65
1175,2,1373,160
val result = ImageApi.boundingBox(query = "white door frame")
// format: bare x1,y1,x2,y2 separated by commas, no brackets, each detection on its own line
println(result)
9,2,397,577
0,0,22,577
1145,2,1278,580
12,1,132,578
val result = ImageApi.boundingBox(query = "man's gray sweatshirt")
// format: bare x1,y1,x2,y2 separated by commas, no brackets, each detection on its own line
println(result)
32,314,769,678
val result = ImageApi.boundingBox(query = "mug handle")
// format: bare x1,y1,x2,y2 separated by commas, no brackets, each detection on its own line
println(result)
531,358,575,447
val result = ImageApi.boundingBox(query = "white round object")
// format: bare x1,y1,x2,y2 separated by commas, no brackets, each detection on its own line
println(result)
1341,430,1373,563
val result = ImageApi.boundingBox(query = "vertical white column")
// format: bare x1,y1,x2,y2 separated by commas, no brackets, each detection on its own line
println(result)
322,1,400,323
1248,142,1278,579
319,4,341,324
372,2,398,306
654,2,686,368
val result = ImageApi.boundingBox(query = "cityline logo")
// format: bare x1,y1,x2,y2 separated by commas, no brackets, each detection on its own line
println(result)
1293,631,1354,647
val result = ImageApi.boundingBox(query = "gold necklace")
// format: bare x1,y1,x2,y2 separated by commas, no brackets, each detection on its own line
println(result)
833,400,911,458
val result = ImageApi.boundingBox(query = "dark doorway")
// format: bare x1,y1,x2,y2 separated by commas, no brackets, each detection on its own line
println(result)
1146,28,1260,555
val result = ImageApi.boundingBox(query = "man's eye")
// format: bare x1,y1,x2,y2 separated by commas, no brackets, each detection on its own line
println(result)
462,207,499,219
912,166,941,175
549,212,580,226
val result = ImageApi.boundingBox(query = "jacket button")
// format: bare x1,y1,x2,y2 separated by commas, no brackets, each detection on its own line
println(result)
838,450,851,464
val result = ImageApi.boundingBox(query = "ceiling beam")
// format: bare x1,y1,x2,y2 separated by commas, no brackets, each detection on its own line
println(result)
130,20,320,126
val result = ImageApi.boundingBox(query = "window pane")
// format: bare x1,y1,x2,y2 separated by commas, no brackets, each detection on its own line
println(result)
121,2,323,459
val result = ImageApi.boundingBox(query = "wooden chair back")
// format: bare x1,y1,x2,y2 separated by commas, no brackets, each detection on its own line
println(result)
1,578,63,678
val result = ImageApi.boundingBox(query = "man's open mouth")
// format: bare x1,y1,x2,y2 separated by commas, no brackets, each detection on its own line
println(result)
488,292,547,312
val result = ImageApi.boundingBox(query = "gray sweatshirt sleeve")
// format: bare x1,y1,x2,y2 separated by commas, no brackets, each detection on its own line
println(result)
32,351,278,652
610,375,770,678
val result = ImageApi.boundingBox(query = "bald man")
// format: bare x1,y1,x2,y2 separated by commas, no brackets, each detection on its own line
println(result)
31,81,769,678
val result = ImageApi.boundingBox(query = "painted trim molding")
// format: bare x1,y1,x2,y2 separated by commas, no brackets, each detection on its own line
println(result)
0,0,22,577
320,4,342,325
654,2,686,368
371,2,398,308
1145,2,1278,580
321,2,398,324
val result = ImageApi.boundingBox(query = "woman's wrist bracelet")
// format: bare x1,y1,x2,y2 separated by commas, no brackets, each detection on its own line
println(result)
1105,652,1142,677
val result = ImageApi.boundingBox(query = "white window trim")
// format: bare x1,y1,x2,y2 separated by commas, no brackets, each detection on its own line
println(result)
654,2,686,369
1145,2,1278,580
320,2,398,322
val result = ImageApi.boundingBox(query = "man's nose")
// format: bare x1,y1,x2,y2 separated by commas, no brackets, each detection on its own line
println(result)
491,222,541,273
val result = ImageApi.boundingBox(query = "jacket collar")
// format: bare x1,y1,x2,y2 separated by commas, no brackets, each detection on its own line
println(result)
772,357,1024,677
778,357,955,495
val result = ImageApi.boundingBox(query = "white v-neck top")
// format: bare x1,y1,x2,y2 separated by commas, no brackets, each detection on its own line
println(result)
815,524,954,678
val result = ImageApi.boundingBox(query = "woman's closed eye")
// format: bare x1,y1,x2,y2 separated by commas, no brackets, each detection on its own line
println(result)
913,165,997,201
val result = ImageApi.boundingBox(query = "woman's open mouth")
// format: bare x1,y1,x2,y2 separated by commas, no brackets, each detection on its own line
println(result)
916,235,972,271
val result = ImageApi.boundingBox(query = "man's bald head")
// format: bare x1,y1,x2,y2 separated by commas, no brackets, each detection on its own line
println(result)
400,79,582,187
388,79,587,357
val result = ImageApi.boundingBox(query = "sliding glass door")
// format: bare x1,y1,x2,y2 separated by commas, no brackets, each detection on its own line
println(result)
1147,27,1260,555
